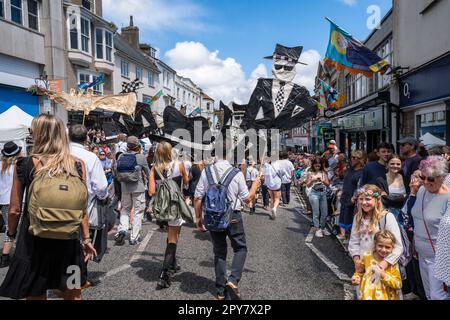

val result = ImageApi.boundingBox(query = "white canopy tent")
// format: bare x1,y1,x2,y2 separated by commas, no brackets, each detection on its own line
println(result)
0,105,34,153
420,132,446,148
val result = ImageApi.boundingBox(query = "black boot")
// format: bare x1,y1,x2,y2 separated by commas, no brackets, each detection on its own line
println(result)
169,253,181,275
157,243,176,289
0,254,10,269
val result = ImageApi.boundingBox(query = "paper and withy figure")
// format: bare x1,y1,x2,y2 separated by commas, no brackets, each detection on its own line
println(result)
241,44,319,131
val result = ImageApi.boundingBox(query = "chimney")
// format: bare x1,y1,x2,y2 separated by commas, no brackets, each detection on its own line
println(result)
121,15,140,49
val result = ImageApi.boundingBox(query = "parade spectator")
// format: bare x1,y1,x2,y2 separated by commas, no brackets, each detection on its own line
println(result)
349,185,403,287
263,158,282,220
410,156,450,300
194,139,261,300
99,150,113,185
114,136,150,246
115,134,128,154
418,143,429,159
0,142,22,268
367,150,380,163
352,230,403,300
338,150,367,241
434,200,450,287
277,152,295,207
188,160,206,204
0,114,96,300
399,137,422,192
360,142,394,186
149,142,191,289
245,160,259,214
376,155,408,220
306,157,331,238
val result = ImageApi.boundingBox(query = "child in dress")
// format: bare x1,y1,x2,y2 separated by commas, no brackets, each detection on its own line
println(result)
352,230,402,300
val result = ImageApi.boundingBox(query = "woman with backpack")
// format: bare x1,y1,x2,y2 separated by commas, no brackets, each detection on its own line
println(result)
0,142,22,269
148,142,192,289
0,114,96,300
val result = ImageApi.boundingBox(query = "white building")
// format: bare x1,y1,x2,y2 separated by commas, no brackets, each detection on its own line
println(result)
155,58,176,115
175,75,201,116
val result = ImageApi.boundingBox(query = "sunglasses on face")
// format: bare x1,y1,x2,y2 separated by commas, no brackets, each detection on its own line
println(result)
351,156,361,160
274,64,295,71
420,175,436,183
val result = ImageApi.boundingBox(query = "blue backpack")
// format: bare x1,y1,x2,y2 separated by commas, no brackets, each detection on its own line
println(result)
203,165,240,232
116,154,140,183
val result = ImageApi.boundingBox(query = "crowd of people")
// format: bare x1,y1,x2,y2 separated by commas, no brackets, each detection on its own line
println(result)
290,139,450,300
0,114,449,301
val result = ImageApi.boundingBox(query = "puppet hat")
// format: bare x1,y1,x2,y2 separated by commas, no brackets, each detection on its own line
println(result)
264,44,307,65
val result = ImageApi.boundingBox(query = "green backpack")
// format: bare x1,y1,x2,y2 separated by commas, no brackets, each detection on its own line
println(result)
27,166,88,240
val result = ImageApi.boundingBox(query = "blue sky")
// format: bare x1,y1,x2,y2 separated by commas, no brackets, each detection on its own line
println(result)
104,0,392,103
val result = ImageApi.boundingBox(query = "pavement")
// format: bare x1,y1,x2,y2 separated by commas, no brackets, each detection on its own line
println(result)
0,189,356,300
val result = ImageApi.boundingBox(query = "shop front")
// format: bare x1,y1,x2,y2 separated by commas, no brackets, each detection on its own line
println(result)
399,52,450,144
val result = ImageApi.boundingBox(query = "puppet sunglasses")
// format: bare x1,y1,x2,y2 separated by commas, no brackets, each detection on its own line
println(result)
274,64,295,71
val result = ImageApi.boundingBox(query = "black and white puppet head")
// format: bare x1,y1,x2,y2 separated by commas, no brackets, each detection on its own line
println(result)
264,44,307,83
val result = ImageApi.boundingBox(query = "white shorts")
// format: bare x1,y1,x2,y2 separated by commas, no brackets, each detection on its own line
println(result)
168,218,185,227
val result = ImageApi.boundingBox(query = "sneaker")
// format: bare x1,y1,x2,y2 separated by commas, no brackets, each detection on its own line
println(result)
315,229,324,238
114,232,126,246
322,228,331,236
270,209,277,220
129,237,141,246
226,282,242,300
336,234,346,241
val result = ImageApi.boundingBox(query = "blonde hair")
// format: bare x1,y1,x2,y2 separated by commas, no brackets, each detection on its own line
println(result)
374,230,397,247
154,141,173,175
31,114,76,177
351,150,367,168
1,155,20,175
354,185,386,234
117,133,127,142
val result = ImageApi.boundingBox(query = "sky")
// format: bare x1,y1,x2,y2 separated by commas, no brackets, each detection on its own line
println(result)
104,0,392,104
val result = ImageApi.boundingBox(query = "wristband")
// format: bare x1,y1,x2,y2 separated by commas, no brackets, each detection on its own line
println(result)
82,239,92,245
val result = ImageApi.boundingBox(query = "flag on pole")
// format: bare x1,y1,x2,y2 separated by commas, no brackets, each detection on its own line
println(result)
150,90,164,105
319,79,345,110
324,18,390,77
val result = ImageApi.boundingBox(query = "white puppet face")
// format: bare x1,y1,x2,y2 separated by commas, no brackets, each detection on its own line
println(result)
272,59,297,83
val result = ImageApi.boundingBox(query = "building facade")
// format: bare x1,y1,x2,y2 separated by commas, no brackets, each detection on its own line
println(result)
394,0,450,143
0,0,46,116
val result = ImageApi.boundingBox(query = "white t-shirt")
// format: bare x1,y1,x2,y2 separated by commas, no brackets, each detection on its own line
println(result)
274,159,295,184
0,161,14,205
263,163,282,191
116,141,128,154
195,160,249,211
246,166,258,182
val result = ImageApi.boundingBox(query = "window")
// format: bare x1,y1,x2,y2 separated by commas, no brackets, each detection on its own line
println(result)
148,70,154,87
95,29,113,62
136,66,142,81
345,74,354,105
27,0,38,30
150,47,156,58
105,31,112,62
95,29,103,59
81,17,90,53
1,0,5,18
121,60,129,78
82,0,93,11
11,0,22,25
69,13,78,49
377,37,393,89
79,73,103,95
177,88,180,99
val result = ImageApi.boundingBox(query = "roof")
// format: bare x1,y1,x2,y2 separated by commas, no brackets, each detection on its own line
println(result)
114,34,160,74
202,93,214,101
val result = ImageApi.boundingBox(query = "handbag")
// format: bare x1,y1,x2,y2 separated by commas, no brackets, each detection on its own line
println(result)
421,191,449,293
88,197,109,230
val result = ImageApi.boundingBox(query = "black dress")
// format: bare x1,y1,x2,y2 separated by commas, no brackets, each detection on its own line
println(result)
0,157,87,299
339,167,363,231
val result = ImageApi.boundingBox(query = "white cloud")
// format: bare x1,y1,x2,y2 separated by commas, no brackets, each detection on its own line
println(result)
340,0,357,6
165,42,321,105
103,0,206,33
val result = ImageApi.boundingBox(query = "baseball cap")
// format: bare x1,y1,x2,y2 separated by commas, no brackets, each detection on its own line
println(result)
329,140,337,145
127,136,140,150
99,150,106,155
398,137,418,146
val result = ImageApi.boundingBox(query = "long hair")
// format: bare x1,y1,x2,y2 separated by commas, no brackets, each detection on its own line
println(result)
309,157,325,173
31,114,76,177
354,184,386,234
1,155,19,175
154,141,173,175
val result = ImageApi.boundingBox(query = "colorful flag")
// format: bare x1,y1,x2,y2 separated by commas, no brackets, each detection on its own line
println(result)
78,74,105,91
319,79,345,110
324,18,390,77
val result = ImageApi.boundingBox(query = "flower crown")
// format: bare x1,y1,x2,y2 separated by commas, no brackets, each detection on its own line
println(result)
363,189,380,198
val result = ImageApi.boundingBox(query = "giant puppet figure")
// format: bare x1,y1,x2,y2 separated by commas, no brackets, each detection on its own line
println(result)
241,44,319,131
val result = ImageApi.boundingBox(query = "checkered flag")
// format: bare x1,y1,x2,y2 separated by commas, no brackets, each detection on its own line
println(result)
121,79,144,93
